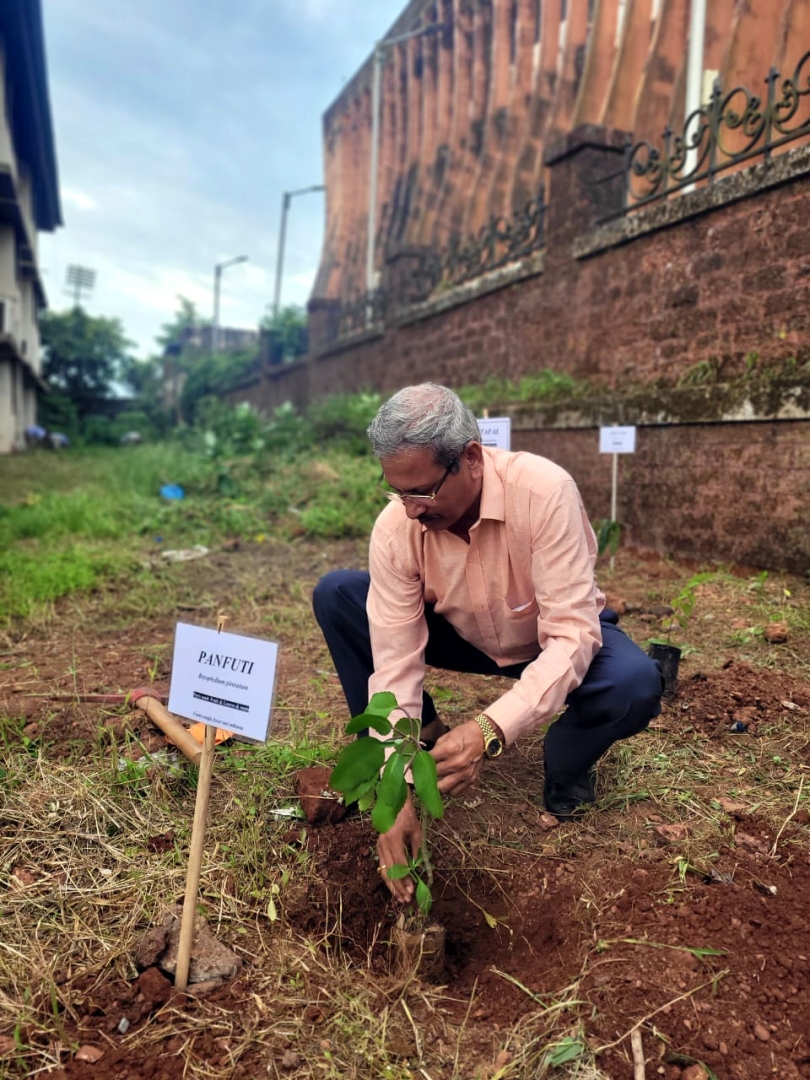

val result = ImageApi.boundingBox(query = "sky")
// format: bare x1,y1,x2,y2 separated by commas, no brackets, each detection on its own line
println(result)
39,0,407,359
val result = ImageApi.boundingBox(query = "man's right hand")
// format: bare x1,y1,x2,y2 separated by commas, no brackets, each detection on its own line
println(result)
377,795,422,904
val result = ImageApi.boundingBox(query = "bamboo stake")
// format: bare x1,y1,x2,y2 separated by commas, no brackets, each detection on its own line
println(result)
174,610,229,992
133,694,201,765
174,721,217,991
630,1029,645,1080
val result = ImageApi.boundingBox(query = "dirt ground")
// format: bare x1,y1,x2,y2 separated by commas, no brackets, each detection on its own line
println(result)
1,539,809,1080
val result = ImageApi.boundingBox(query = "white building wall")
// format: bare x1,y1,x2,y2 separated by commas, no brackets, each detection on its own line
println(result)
0,359,14,453
0,40,54,453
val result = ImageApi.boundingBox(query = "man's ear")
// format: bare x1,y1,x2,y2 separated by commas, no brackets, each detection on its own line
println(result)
463,440,485,479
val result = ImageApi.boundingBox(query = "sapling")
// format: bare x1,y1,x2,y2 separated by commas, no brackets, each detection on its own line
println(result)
651,571,714,649
329,691,444,917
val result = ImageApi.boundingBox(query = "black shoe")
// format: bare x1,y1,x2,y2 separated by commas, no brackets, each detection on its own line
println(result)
543,770,596,822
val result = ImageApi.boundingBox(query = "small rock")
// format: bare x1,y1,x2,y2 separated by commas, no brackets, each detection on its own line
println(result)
753,1022,770,1042
134,908,240,984
538,812,560,831
494,1049,514,1067
185,978,227,996
117,1017,130,1034
0,1036,17,1056
385,1036,415,1056
75,1045,106,1064
654,822,690,843
794,809,810,825
10,866,37,888
134,967,173,1010
304,1004,324,1023
22,722,39,738
279,1050,301,1070
682,1066,709,1080
764,621,788,643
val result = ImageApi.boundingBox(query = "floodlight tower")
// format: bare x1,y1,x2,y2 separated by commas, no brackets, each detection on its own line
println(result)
65,265,96,307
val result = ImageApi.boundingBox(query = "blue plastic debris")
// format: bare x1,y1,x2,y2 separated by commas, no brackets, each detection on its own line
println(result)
729,720,748,733
159,484,185,500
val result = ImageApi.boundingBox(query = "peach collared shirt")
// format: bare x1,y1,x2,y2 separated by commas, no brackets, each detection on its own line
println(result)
367,447,605,745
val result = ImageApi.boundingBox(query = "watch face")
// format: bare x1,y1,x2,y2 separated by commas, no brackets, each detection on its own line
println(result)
486,737,503,759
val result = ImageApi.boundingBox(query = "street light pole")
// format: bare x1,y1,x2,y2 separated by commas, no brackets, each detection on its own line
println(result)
212,255,249,353
272,185,325,318
684,0,707,189
365,19,448,309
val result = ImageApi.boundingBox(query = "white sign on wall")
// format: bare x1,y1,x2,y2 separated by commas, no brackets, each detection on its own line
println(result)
477,417,511,450
599,425,637,454
168,623,278,742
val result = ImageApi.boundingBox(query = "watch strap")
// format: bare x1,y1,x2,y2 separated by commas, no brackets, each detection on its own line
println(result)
473,713,503,757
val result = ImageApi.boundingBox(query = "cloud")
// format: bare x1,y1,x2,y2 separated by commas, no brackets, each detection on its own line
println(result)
41,0,406,356
61,187,97,211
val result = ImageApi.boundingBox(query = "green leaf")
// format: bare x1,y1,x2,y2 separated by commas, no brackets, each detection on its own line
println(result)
371,800,393,833
378,752,407,812
345,712,392,737
415,877,432,915
411,750,444,819
329,739,385,794
547,1037,584,1067
394,716,419,739
387,863,411,879
358,787,376,812
340,773,377,808
366,691,399,717
371,753,407,833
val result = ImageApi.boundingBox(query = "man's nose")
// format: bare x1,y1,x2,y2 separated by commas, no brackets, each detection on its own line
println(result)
404,499,429,520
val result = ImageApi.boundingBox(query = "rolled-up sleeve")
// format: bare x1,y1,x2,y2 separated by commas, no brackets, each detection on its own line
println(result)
366,514,427,722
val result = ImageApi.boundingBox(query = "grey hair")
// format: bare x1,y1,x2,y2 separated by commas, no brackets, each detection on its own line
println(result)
367,383,481,465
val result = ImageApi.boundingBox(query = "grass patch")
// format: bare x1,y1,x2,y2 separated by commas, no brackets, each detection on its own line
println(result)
0,440,380,626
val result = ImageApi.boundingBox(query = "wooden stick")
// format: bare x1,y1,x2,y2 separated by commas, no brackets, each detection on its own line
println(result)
630,1029,645,1080
133,695,201,766
174,723,217,991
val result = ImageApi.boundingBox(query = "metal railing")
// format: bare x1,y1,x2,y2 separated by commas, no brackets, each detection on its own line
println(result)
330,188,546,345
624,50,810,208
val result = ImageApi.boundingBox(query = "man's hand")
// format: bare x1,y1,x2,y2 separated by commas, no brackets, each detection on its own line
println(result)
377,796,422,904
430,720,486,797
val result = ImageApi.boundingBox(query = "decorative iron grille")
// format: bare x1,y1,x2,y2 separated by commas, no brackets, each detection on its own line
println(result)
625,50,810,207
332,189,545,344
431,189,546,290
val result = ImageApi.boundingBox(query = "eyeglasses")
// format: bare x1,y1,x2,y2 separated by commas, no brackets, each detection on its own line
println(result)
383,459,458,504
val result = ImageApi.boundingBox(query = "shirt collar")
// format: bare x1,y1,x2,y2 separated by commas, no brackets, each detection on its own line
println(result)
478,447,505,523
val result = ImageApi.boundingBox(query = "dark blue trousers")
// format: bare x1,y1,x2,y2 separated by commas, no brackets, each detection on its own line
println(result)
312,569,663,784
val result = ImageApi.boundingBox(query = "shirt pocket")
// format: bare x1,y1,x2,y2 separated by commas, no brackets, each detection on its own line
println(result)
496,594,540,655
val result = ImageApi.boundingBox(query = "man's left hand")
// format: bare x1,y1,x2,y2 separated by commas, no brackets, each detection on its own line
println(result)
430,721,486,797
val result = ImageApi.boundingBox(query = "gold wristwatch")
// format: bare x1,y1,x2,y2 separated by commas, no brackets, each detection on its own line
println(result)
474,714,504,759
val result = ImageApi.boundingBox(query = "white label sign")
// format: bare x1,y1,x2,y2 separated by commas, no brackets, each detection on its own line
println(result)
477,417,511,450
167,623,278,742
599,425,637,454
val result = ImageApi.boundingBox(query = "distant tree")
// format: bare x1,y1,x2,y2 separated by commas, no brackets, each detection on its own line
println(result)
180,349,258,423
119,355,173,439
38,390,80,442
40,307,134,417
156,295,208,352
260,304,308,364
